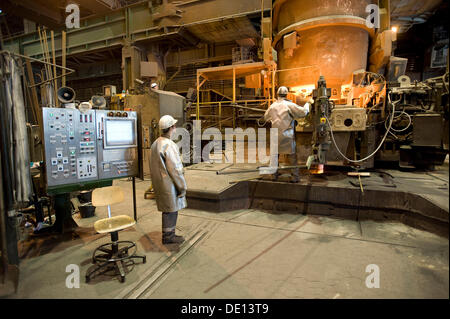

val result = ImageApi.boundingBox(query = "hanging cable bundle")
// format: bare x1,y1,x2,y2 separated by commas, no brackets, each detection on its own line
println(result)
0,52,32,206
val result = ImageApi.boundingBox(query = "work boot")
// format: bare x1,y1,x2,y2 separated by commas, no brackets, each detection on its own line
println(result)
162,234,185,244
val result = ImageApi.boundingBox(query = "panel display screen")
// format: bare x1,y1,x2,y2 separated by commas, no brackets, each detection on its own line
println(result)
104,119,137,148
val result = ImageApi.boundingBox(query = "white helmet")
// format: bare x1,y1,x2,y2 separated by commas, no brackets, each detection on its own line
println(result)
277,86,289,97
159,115,177,130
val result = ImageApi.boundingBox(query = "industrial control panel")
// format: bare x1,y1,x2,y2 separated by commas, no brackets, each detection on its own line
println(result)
96,110,138,180
42,108,138,188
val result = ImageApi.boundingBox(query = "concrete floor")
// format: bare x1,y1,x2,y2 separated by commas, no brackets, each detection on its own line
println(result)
1,177,449,299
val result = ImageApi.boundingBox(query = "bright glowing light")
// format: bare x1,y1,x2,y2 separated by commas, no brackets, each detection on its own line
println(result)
291,84,315,96
391,26,398,33
318,164,324,174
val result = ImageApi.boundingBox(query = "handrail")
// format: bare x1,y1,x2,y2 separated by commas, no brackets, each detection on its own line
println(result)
197,99,270,105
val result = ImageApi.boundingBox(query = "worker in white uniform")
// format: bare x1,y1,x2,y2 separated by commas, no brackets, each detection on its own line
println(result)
264,86,310,182
150,115,187,244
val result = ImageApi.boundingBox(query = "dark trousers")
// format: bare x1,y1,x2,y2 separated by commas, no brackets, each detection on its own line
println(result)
162,211,178,239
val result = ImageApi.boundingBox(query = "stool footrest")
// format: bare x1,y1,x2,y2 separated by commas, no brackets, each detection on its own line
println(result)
86,239,146,283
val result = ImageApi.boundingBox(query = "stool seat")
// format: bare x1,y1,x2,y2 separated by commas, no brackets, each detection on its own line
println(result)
94,215,135,234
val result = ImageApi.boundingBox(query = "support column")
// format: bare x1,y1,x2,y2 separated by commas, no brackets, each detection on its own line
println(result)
122,44,145,91
146,45,167,89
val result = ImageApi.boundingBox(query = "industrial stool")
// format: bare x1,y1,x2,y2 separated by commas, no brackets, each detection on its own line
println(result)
85,186,146,283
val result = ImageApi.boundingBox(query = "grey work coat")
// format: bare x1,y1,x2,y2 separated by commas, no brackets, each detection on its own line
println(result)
264,98,310,154
150,136,187,212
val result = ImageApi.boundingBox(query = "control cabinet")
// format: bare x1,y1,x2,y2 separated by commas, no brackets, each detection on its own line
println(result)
42,108,138,188
96,110,138,180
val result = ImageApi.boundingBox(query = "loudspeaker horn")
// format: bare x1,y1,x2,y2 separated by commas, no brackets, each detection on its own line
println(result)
57,86,76,103
90,95,107,109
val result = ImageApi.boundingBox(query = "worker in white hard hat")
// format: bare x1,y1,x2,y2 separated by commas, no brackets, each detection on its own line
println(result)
264,86,310,182
151,82,159,90
150,115,186,244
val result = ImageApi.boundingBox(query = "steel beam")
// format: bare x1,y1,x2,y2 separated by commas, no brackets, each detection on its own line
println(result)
3,0,270,59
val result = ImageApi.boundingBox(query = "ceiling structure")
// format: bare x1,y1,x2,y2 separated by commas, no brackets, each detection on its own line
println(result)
1,0,446,35
389,0,443,32
187,16,259,44
0,0,142,30
1,0,446,85
1,0,270,60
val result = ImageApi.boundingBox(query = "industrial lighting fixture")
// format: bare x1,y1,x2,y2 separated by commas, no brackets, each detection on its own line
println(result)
391,26,398,33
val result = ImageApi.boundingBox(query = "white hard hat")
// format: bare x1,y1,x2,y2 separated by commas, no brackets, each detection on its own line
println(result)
151,83,158,88
159,115,177,130
277,86,288,96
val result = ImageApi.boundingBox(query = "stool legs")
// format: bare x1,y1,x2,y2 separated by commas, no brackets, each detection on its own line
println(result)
85,231,146,283
115,260,126,283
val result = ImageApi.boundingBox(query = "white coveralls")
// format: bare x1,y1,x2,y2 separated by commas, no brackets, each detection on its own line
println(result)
264,97,310,180
150,136,187,240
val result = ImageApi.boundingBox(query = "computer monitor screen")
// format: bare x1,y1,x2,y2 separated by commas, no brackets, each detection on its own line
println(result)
104,119,137,148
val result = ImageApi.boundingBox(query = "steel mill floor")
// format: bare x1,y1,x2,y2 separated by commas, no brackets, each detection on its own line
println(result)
2,164,449,299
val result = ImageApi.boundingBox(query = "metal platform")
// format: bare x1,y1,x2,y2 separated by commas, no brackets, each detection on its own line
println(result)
184,162,449,237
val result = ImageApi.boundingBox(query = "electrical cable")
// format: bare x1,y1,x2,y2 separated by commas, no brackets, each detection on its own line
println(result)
327,72,446,164
385,111,412,133
257,117,268,127
325,93,397,163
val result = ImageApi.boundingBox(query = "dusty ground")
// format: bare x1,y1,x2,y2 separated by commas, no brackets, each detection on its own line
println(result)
1,176,448,299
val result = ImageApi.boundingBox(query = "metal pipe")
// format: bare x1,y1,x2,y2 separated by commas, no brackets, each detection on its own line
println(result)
0,51,75,88
197,99,269,105
217,165,307,175
229,176,262,184
132,177,137,222
62,31,67,87
232,104,266,112
51,30,58,107
0,50,75,73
